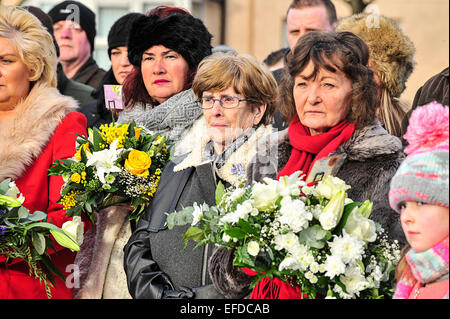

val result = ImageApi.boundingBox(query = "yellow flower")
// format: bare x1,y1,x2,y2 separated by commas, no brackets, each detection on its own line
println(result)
124,150,151,177
70,173,81,183
60,190,81,210
75,143,91,161
134,127,141,140
99,123,129,148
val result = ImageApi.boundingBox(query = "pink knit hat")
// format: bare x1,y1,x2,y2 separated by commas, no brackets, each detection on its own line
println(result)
389,101,449,212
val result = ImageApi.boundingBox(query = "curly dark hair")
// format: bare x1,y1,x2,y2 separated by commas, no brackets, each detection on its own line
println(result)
278,31,379,129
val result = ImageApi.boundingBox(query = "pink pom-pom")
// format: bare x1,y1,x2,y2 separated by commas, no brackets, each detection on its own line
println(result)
404,101,449,155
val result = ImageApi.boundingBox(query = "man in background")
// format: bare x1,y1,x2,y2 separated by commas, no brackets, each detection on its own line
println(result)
272,0,337,131
48,0,105,89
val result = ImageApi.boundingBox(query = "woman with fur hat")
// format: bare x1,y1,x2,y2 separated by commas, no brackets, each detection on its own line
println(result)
117,6,213,157
209,31,406,299
337,13,416,137
389,102,449,299
72,7,213,299
123,52,277,299
0,6,88,298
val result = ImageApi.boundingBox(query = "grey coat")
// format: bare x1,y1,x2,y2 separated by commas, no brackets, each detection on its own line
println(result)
209,121,406,298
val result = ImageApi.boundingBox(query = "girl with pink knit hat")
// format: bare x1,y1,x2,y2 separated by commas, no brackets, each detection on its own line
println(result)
389,101,449,299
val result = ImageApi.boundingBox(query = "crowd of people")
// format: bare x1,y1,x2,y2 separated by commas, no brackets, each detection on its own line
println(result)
0,0,448,300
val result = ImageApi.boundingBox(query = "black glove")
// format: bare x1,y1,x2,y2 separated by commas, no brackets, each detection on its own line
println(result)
161,286,195,299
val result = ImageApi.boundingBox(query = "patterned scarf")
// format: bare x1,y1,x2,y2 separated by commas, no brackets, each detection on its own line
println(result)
117,89,202,144
394,237,449,299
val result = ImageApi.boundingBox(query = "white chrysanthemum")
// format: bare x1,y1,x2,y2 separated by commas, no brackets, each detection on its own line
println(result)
277,196,313,233
289,243,313,271
323,255,346,279
329,232,365,264
339,264,370,297
273,232,300,252
279,257,301,271
309,262,320,273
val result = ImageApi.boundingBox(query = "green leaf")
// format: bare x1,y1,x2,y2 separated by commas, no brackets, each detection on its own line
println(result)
24,222,80,252
238,219,259,236
40,254,66,283
0,178,11,194
225,227,247,239
26,210,48,222
166,206,194,229
49,229,80,252
18,206,30,219
233,245,255,268
215,181,225,206
182,226,204,248
92,127,104,151
32,232,46,255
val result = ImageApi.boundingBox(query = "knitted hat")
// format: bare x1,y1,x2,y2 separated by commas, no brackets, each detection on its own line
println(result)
127,13,213,68
337,13,415,98
389,102,449,212
107,12,143,58
48,0,96,52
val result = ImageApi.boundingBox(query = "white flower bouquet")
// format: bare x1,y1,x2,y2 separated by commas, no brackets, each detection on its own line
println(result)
166,171,401,299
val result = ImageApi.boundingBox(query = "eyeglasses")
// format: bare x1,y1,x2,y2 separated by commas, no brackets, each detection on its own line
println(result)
199,95,250,109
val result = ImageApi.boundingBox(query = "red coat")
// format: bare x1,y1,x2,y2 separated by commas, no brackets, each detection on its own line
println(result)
0,84,89,299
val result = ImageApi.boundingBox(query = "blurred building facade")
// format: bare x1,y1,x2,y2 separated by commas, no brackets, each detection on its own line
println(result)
8,0,449,105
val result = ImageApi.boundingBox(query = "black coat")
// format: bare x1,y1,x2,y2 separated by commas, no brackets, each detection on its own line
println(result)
123,158,225,299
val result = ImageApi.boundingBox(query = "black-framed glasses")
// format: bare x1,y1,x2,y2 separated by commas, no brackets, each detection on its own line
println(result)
199,95,250,109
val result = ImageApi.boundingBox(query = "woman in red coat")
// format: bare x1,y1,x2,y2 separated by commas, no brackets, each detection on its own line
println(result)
0,6,88,298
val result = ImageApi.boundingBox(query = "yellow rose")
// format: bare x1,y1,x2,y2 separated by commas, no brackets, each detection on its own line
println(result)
124,150,151,177
70,173,81,183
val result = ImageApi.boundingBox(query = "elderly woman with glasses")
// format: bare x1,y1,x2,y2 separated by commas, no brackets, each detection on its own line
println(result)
123,52,277,299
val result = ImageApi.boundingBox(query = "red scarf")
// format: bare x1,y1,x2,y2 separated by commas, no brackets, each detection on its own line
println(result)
249,117,355,299
277,116,355,181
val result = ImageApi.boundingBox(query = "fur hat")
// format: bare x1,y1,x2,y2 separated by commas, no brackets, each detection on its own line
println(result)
127,13,213,68
389,102,449,212
107,12,143,58
48,0,97,53
337,13,416,98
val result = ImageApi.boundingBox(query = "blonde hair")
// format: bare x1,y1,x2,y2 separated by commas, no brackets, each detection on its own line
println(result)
377,87,409,137
192,52,278,125
0,6,57,87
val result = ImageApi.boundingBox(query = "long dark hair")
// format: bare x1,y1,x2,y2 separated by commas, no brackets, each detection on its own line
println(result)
278,31,379,129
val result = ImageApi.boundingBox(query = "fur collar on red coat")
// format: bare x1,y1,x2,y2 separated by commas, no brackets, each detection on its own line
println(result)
0,83,79,181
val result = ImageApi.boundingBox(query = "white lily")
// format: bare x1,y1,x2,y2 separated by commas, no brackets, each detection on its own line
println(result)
275,170,306,197
86,140,122,184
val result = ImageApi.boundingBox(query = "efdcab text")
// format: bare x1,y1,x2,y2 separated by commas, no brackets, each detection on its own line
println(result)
224,303,270,314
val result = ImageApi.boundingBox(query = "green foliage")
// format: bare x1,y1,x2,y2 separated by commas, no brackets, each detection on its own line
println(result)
1,179,78,298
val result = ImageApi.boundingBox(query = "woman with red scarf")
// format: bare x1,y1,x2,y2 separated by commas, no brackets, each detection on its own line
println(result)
208,31,406,299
